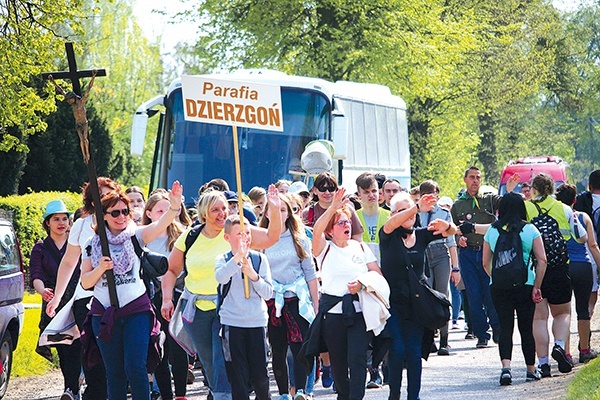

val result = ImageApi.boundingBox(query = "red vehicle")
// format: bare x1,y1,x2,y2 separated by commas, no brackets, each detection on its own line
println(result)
498,156,571,195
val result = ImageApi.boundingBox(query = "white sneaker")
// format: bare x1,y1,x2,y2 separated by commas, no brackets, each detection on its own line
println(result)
294,389,307,400
452,321,460,330
60,389,79,400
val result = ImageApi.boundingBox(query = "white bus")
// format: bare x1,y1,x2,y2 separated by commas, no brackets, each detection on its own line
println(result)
131,69,410,203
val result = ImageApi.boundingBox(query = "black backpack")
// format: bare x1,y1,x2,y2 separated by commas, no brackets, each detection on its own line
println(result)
530,203,569,269
491,224,529,290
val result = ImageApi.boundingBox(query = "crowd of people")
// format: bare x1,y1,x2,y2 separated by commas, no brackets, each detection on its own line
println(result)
30,167,600,400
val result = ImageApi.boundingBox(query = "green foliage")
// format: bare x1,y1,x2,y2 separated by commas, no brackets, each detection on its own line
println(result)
71,0,164,187
567,357,600,399
180,0,600,191
0,192,81,267
0,0,85,152
18,95,112,193
12,307,57,377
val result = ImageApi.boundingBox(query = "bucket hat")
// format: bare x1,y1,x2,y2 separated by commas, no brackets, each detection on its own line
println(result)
42,200,72,221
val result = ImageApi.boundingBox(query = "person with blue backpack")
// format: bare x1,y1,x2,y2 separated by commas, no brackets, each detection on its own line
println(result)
525,173,587,377
482,192,547,385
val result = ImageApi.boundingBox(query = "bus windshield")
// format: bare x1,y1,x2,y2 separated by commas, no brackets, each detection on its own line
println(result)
165,88,330,201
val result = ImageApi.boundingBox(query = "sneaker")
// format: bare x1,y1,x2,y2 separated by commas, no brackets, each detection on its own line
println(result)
366,368,382,388
187,368,195,384
294,389,307,400
526,369,542,381
499,368,512,386
539,363,552,378
280,395,293,400
452,321,460,330
150,391,161,400
437,346,450,356
552,344,573,373
476,338,488,348
580,349,599,363
465,332,475,340
60,389,79,400
321,365,333,388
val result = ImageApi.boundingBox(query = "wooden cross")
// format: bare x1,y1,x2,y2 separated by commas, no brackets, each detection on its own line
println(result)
41,42,119,308
41,42,106,96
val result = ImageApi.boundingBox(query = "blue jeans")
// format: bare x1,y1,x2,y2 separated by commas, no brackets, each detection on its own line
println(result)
450,280,462,322
181,300,232,400
459,248,499,340
91,312,151,400
387,308,422,400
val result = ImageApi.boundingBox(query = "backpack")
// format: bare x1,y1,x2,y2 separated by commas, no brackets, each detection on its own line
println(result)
491,224,530,290
530,203,569,269
216,250,262,315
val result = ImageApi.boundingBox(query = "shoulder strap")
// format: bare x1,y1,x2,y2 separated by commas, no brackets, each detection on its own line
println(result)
219,252,235,308
320,242,332,266
248,250,262,273
532,202,543,216
130,235,143,258
184,223,206,256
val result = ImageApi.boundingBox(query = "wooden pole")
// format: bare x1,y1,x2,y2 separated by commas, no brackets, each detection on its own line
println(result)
232,126,250,299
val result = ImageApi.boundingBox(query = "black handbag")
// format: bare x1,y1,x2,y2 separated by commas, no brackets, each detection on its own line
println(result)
130,235,169,283
402,247,451,330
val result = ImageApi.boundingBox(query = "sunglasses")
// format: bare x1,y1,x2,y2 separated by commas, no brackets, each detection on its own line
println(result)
334,219,351,227
105,208,130,218
317,186,337,193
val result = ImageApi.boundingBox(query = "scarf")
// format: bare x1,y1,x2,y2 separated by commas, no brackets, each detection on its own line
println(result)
90,223,138,275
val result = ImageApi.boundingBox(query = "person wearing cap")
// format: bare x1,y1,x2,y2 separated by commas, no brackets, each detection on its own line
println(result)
288,181,311,210
224,190,259,226
30,200,82,400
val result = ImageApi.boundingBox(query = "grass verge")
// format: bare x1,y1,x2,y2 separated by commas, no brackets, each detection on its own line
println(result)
567,358,600,399
13,292,56,377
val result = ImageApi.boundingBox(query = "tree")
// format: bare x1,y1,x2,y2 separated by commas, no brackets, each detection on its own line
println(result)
18,92,112,193
0,0,84,152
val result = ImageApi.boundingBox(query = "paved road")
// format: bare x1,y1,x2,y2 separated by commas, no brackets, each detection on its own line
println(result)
8,303,594,399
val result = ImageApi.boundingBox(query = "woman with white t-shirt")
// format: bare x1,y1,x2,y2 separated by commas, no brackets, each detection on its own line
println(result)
80,181,182,400
311,188,382,400
46,176,121,400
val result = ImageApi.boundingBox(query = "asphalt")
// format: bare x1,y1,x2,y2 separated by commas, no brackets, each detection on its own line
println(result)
180,302,592,400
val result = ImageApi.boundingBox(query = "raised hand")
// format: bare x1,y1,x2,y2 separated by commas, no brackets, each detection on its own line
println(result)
266,184,281,209
168,181,183,209
417,193,437,213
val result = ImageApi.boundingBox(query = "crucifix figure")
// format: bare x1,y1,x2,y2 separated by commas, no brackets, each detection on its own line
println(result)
48,70,96,163
42,42,118,308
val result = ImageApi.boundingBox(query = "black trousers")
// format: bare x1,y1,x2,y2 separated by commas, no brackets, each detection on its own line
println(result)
570,261,593,320
222,325,271,400
490,285,536,365
321,311,373,400
267,298,311,394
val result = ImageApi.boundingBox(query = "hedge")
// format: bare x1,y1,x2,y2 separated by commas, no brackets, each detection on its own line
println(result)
0,191,82,274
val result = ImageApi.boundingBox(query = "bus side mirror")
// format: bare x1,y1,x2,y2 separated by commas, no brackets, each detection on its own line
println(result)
131,112,148,156
331,111,348,160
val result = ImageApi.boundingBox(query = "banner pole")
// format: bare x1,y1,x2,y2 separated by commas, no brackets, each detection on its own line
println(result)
232,125,250,299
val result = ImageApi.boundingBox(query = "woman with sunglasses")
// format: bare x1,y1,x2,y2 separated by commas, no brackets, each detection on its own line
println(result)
80,181,183,400
310,187,383,400
46,176,121,400
259,194,319,400
302,171,363,241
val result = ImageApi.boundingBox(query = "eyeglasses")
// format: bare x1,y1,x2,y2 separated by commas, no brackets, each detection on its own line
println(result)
317,186,337,193
105,208,130,218
292,206,300,213
334,219,351,227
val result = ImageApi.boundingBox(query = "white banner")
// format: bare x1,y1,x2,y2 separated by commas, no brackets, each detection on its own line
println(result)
181,75,283,132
